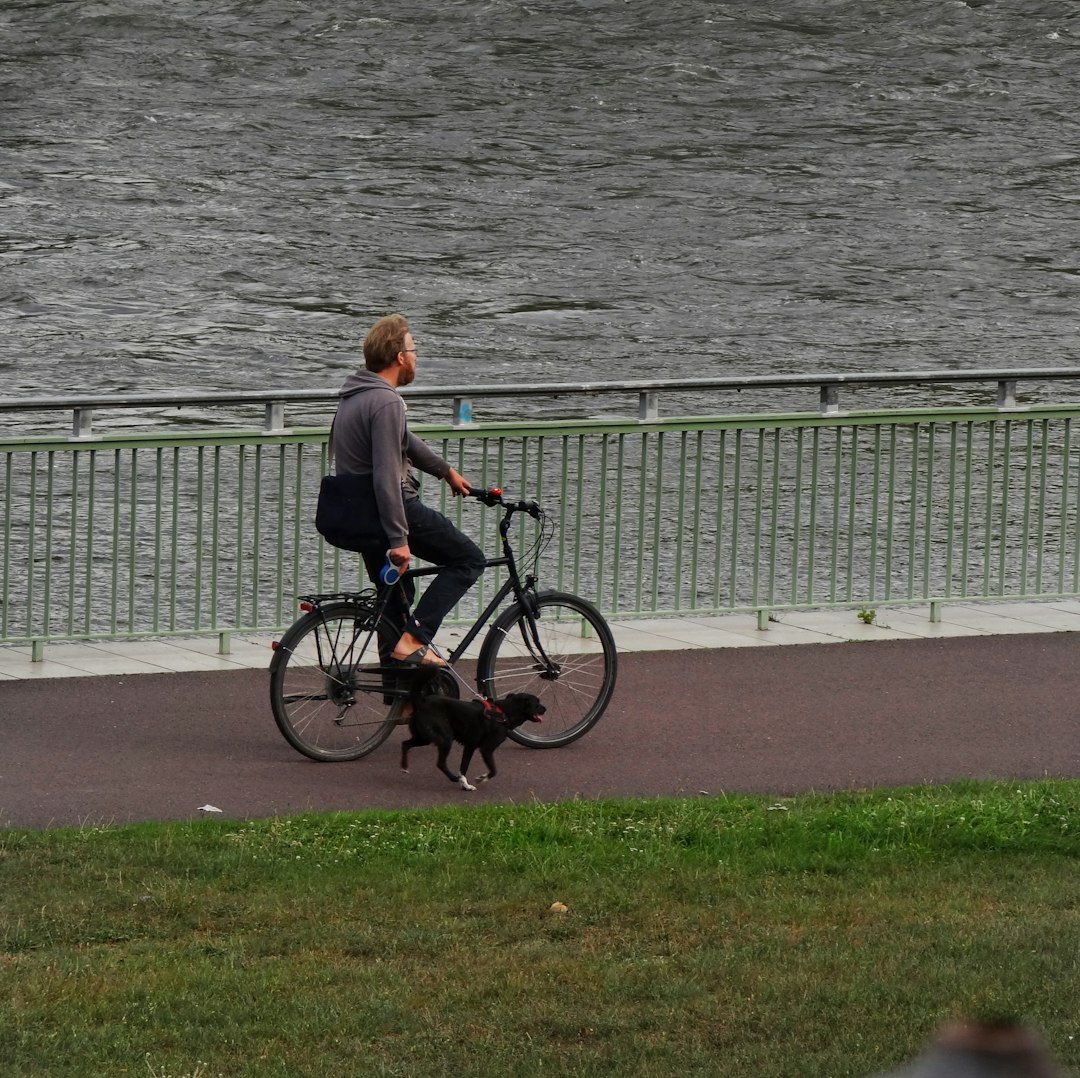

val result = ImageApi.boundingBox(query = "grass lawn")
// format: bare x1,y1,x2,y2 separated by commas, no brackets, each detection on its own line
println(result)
2,780,1079,1077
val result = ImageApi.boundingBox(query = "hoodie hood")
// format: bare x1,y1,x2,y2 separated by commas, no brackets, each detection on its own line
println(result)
339,369,394,398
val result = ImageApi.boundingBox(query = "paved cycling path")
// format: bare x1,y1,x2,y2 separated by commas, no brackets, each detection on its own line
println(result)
3,603,1079,830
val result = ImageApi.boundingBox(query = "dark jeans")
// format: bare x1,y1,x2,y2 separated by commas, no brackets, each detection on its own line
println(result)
360,496,486,651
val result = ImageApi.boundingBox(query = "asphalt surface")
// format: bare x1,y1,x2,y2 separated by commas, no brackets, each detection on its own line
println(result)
3,633,1079,830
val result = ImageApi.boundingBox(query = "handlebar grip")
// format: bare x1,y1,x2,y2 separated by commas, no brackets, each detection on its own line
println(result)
467,485,504,508
467,487,543,517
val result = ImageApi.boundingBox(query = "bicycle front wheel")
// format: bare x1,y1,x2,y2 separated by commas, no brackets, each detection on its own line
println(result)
476,591,617,748
269,601,399,761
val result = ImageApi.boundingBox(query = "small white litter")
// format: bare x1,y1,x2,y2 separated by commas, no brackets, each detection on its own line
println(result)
197,804,223,813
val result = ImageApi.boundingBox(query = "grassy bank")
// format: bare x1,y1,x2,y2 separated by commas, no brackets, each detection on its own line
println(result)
3,780,1079,1077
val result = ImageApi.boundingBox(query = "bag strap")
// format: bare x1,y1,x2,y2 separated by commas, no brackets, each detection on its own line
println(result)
327,385,370,474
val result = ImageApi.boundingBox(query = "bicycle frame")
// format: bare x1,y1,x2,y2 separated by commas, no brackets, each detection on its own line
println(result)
371,501,537,665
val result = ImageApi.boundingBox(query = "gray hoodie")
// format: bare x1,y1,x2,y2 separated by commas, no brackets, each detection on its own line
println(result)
330,370,451,547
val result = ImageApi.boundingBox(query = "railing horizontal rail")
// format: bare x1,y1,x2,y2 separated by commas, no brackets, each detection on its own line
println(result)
5,366,1080,440
5,366,1080,413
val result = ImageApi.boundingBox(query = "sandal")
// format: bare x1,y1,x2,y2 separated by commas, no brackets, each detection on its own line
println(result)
390,645,446,667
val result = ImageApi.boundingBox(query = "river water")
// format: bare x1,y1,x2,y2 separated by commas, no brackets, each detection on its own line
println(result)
3,0,1080,408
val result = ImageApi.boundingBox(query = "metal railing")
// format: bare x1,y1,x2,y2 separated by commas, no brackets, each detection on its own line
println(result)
4,368,1080,655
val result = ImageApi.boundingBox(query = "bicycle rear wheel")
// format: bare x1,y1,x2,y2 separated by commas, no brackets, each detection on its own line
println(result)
476,590,617,748
269,601,399,761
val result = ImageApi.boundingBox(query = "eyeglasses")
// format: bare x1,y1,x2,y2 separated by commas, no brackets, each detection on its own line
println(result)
401,348,417,354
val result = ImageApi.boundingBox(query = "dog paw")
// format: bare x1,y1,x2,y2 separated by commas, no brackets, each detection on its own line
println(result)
458,776,476,792
477,773,491,784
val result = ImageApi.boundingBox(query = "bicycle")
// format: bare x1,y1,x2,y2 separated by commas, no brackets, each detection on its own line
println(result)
269,487,618,762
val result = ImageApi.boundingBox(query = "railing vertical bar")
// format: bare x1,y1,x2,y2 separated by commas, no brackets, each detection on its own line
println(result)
673,432,688,611
291,444,305,616
1,455,11,638
906,424,920,601
276,445,287,626
884,426,897,601
475,438,491,606
651,432,664,612
128,449,138,631
170,447,180,631
519,437,531,593
998,422,1012,595
1073,422,1080,593
983,422,997,595
315,441,328,593
152,448,163,633
846,426,859,602
597,434,610,609
922,423,936,599
636,433,648,613
944,423,957,599
868,427,881,602
559,436,570,594
251,444,263,628
767,428,780,606
751,431,765,606
574,435,586,600
1059,419,1072,595
67,452,79,635
1019,422,1033,594
236,446,247,628
83,450,96,633
193,447,205,629
829,430,842,604
806,428,819,605
729,430,742,606
690,430,704,612
791,428,804,606
494,434,507,599
713,429,726,609
43,452,55,638
1034,421,1048,594
109,449,120,634
612,434,625,613
211,446,222,629
960,423,974,598
26,452,37,635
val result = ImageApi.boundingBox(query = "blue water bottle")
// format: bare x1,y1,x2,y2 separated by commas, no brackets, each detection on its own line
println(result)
380,551,400,586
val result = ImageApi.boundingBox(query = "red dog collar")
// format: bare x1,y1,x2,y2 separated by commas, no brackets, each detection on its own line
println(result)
484,699,507,724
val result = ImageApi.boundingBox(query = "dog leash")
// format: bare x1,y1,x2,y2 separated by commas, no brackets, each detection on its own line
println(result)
422,641,488,703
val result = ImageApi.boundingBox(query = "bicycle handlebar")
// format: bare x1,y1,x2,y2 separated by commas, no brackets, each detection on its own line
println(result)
467,485,543,519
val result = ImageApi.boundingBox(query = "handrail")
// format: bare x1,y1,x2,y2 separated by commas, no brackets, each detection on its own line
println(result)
3,367,1080,436
4,367,1080,411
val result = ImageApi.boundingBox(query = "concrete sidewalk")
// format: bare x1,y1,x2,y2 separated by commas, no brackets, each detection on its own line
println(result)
5,600,1080,680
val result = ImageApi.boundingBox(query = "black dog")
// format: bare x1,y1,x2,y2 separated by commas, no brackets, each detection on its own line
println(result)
400,677,545,791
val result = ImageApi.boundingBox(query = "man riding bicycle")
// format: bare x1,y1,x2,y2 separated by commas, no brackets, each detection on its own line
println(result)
330,313,486,668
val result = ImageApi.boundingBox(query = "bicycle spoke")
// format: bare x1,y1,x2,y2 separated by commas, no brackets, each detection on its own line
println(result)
477,592,616,748
270,602,400,761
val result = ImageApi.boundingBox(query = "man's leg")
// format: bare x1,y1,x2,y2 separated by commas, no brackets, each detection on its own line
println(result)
361,547,414,700
392,498,485,655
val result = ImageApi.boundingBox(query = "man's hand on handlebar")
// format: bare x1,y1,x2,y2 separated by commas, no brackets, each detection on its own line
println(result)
445,467,471,498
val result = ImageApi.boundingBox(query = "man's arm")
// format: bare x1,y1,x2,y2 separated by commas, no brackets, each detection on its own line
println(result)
368,399,410,550
406,432,471,496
